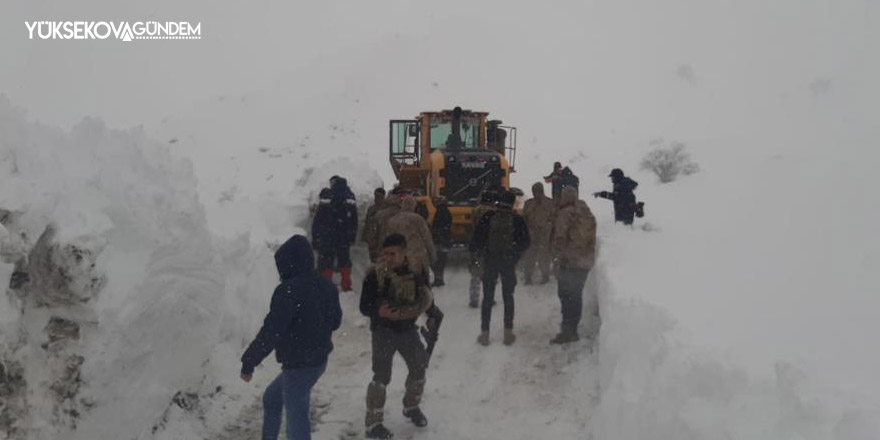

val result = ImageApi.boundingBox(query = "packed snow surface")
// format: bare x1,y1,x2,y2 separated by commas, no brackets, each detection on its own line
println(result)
2,0,879,439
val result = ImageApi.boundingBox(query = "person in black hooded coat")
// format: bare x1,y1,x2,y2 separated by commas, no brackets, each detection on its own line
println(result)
240,235,342,440
312,177,358,291
594,168,639,225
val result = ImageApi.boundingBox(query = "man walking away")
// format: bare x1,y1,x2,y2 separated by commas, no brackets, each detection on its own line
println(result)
311,177,358,291
470,190,530,346
550,187,597,344
431,196,452,287
240,235,342,440
593,168,638,225
468,189,498,308
360,234,443,439
522,182,556,285
362,187,386,263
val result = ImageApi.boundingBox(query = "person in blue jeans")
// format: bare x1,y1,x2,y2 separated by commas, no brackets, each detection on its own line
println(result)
240,235,343,440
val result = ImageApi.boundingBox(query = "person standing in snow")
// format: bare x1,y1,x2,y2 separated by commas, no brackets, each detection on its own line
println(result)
550,187,597,344
430,196,453,287
593,168,638,225
311,177,358,291
544,161,564,200
470,190,530,346
521,182,556,285
382,197,436,280
240,235,342,440
362,187,387,263
467,189,498,308
559,166,580,195
360,233,443,439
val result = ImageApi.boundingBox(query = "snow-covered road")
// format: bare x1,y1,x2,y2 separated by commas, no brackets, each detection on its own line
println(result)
216,261,601,440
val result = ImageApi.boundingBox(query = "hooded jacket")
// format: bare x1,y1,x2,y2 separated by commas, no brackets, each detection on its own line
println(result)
551,187,597,270
596,175,638,223
371,195,404,251
311,178,358,248
383,198,436,275
241,236,342,374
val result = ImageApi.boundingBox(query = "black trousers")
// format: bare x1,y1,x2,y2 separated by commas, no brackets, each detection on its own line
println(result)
481,259,517,331
432,248,449,282
557,267,590,333
317,246,351,271
614,195,636,225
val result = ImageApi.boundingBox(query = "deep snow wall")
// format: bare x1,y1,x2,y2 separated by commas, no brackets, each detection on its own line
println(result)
0,95,278,440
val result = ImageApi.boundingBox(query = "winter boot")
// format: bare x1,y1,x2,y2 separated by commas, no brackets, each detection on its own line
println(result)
432,278,445,288
321,269,335,283
340,266,353,292
366,424,394,439
477,331,490,346
365,381,387,431
550,331,580,345
403,407,428,427
503,329,516,346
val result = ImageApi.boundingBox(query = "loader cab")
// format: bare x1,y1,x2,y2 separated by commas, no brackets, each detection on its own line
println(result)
389,106,517,244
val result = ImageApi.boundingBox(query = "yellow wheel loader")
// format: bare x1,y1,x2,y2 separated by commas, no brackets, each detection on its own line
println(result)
389,106,517,245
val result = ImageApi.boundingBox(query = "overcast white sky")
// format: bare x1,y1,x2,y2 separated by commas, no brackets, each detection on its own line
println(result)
2,0,878,185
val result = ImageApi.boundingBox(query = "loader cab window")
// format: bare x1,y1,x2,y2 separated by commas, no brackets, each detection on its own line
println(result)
390,120,420,165
429,118,479,150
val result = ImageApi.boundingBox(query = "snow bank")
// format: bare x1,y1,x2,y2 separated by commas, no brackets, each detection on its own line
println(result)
586,136,880,439
0,96,280,440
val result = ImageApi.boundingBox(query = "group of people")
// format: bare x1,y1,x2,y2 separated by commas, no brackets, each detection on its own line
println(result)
240,164,640,440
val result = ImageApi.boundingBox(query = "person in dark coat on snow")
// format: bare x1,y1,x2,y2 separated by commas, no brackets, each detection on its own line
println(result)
593,168,639,225
470,190,530,346
544,161,564,200
240,235,342,440
430,196,453,287
559,166,580,194
311,177,358,291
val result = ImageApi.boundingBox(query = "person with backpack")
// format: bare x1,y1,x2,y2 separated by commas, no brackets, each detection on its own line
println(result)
522,182,556,285
593,168,639,225
431,196,453,287
360,234,443,439
470,190,530,346
550,187,597,344
383,197,436,279
559,166,580,194
240,235,342,440
311,177,358,291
